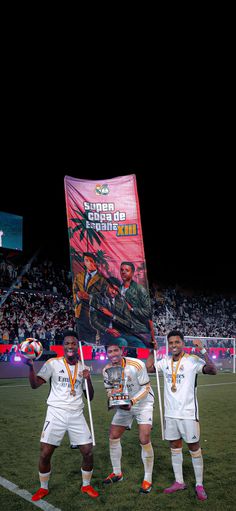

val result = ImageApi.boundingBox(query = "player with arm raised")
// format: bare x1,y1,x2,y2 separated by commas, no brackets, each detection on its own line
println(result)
24,330,99,501
146,329,217,501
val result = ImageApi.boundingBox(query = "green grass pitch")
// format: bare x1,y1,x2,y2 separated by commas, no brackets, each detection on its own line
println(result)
0,373,236,511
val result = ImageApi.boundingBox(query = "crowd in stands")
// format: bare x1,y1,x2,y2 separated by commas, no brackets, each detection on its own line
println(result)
151,285,235,340
0,257,71,296
0,256,235,352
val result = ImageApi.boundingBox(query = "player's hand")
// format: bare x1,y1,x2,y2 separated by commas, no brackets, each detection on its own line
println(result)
146,354,155,372
119,404,132,410
82,369,91,379
77,291,89,301
151,338,158,351
106,328,120,337
100,307,113,318
193,339,203,350
22,357,33,367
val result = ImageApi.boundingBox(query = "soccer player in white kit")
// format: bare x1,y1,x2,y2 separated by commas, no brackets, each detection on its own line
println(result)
102,340,155,494
146,330,217,501
24,330,99,501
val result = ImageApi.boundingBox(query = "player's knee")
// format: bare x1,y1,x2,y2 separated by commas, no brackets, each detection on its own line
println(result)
80,443,93,457
170,439,182,449
139,433,151,445
40,448,53,464
189,447,202,458
188,441,200,452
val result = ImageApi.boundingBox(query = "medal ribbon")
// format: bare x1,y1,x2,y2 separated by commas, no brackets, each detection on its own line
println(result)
171,353,184,387
119,358,126,391
63,358,78,393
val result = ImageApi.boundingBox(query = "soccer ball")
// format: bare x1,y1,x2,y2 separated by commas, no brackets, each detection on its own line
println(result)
20,338,43,360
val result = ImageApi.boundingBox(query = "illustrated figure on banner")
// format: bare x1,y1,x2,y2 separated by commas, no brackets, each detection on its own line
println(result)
73,252,106,343
119,261,153,348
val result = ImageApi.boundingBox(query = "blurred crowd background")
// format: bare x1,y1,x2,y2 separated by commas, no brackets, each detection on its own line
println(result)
0,254,235,361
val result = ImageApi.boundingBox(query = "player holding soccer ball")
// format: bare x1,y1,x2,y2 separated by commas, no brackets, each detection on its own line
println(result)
23,330,99,501
146,330,217,501
20,338,43,360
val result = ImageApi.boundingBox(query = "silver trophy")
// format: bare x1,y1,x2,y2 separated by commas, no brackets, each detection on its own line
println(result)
105,366,130,407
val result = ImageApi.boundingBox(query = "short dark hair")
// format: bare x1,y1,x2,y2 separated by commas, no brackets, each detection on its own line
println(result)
105,339,124,352
120,261,135,272
83,252,97,262
167,330,184,342
107,276,121,288
63,330,78,341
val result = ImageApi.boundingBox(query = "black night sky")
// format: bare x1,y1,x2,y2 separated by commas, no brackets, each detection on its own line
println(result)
1,135,235,295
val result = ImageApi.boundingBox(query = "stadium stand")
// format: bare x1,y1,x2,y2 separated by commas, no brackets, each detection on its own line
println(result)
0,255,235,355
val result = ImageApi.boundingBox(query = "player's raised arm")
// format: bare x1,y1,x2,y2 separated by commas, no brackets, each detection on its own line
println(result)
146,340,158,373
23,359,46,389
82,368,94,401
193,340,217,375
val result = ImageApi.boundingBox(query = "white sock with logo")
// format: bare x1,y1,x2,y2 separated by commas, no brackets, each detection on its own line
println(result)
190,449,203,486
81,469,93,487
141,443,154,483
39,471,51,489
109,438,122,474
171,448,184,484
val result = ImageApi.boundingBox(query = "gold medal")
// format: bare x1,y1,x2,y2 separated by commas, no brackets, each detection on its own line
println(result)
171,353,184,393
64,358,78,397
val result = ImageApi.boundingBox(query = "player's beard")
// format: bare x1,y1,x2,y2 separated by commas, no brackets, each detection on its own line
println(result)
172,348,183,360
111,355,122,365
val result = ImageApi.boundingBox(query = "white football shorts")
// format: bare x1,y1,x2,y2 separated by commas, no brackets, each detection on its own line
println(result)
112,403,153,428
164,417,200,443
40,406,92,446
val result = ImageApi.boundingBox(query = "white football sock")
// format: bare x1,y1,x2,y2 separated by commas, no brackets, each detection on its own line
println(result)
190,449,203,486
141,442,154,483
109,438,122,474
81,469,93,486
39,471,51,489
171,448,184,484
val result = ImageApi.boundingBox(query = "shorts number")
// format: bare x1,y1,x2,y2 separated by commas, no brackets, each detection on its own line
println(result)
43,421,50,431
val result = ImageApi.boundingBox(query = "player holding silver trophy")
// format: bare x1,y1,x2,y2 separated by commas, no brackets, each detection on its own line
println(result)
104,365,130,408
102,340,155,494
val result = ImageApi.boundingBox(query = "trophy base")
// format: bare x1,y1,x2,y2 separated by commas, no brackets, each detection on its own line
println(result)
109,393,130,407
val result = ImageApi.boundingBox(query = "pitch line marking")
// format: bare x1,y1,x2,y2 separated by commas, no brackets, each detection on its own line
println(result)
0,476,62,511
94,380,236,387
0,384,29,388
0,381,236,390
151,382,236,388
198,382,236,387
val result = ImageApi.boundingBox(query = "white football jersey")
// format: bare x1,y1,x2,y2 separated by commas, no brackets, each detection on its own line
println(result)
156,354,205,420
37,357,88,412
103,357,154,406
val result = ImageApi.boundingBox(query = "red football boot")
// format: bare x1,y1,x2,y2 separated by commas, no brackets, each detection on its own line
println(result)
81,485,99,498
32,488,49,501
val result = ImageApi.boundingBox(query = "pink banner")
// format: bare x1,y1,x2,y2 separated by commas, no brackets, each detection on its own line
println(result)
64,174,153,349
